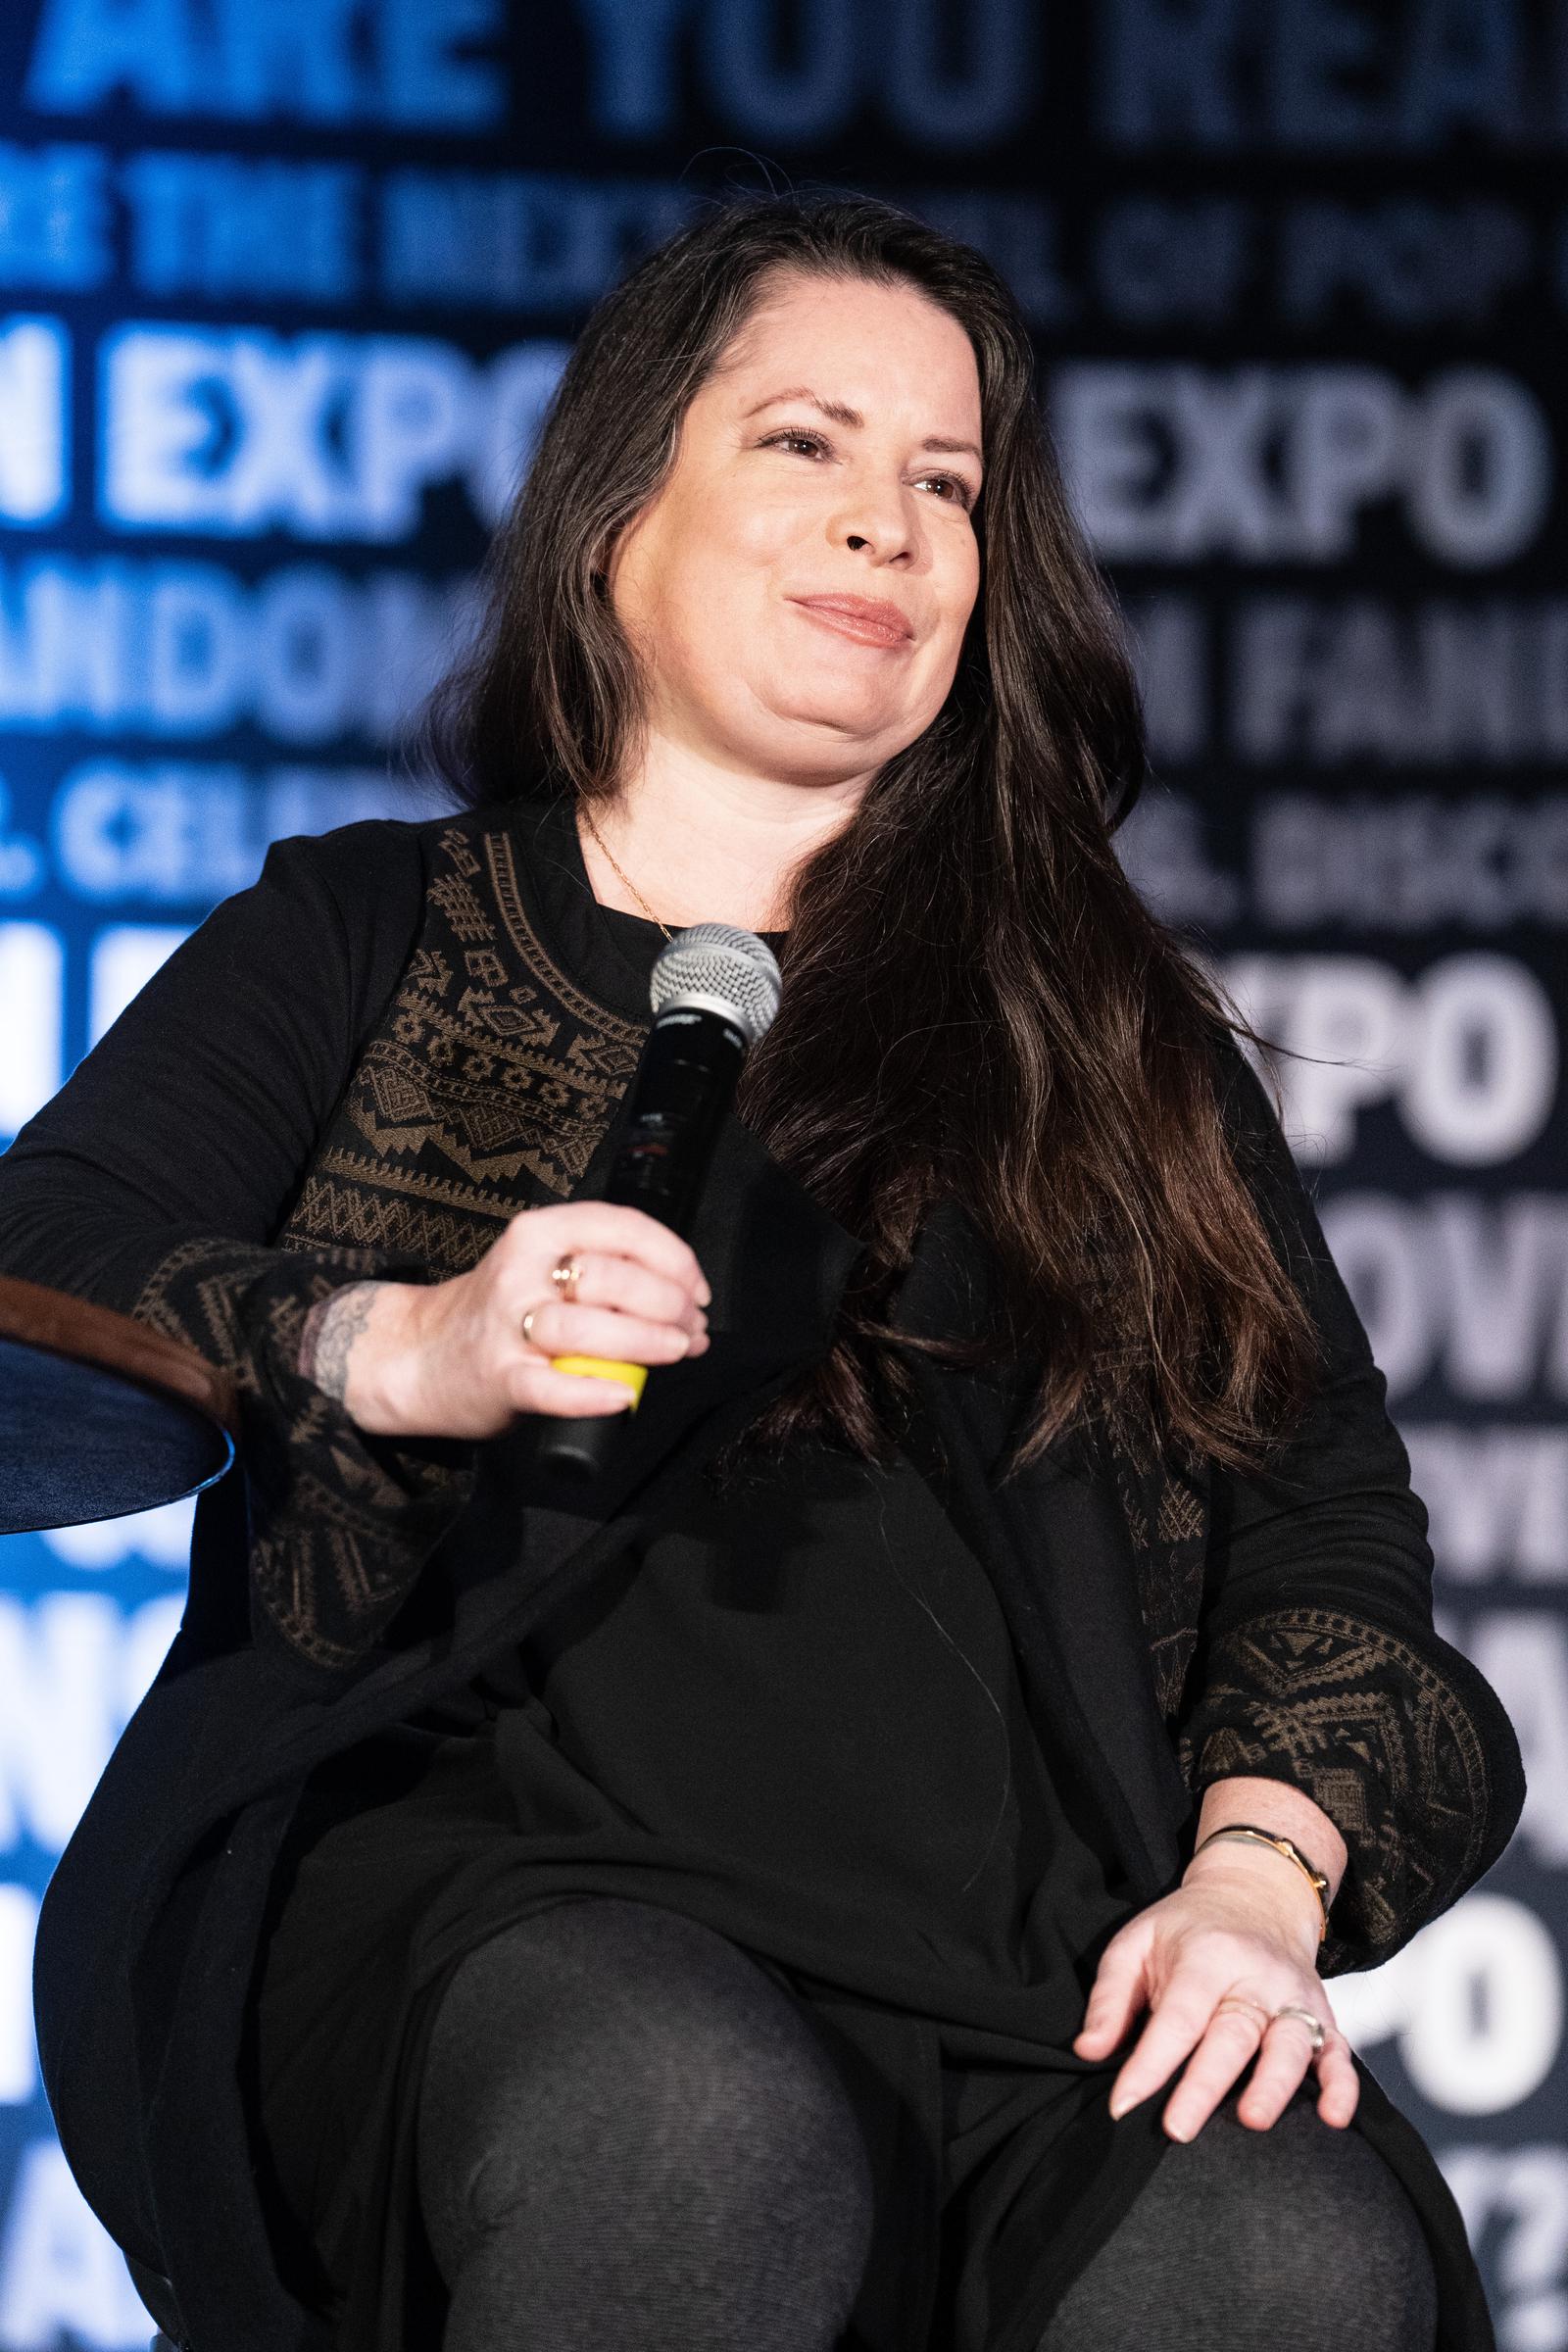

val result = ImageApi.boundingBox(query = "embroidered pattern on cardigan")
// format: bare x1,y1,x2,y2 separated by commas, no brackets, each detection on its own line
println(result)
130,1234,470,1670
129,809,651,1671
279,819,647,1275
1176,1605,1494,1970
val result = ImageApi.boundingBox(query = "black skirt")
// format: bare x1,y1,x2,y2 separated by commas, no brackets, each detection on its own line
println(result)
246,1433,1157,2350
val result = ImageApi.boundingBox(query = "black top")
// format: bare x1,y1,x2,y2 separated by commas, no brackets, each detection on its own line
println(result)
0,780,1521,2352
246,790,1139,2352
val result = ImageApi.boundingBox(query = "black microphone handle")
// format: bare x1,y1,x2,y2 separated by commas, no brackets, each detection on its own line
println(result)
529,1007,747,1484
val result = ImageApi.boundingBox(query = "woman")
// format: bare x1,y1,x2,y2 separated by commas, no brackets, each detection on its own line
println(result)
0,194,1523,2352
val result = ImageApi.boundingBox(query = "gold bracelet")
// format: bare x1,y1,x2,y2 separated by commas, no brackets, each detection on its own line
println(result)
1190,1823,1332,1945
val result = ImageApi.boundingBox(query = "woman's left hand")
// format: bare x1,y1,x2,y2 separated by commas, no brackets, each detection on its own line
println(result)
1072,1845,1359,2140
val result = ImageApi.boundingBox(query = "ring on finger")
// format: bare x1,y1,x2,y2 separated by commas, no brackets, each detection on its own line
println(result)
1268,2004,1328,2056
1212,1994,1271,2034
549,1253,583,1303
520,1304,546,1349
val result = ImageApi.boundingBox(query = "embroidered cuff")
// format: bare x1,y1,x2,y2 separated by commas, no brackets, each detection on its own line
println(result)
132,1235,476,1673
1176,1604,1502,1974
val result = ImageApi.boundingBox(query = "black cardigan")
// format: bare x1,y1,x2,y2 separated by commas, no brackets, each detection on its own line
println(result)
0,793,1526,2352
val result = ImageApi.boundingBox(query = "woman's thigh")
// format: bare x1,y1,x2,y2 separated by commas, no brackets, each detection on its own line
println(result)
413,1894,876,2351
1037,2086,1439,2352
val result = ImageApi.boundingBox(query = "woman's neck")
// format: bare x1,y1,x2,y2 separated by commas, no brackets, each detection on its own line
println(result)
576,746,867,934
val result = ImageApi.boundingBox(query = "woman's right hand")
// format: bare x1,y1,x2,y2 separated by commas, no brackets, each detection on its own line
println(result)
298,1201,711,1440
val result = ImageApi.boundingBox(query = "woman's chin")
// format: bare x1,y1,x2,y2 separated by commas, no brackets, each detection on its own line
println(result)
755,680,915,750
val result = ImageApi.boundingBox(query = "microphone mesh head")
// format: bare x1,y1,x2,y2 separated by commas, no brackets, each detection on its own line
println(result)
649,923,782,1046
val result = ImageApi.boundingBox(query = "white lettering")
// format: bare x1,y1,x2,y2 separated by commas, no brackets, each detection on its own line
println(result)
0,318,68,528
0,1596,184,1856
1222,954,1557,1165
0,1886,38,2103
1052,364,1551,564
1253,790,1568,926
0,924,63,1139
100,325,566,542
1442,2147,1568,2347
1330,1893,1561,2114
1234,598,1568,766
0,556,472,743
1315,1194,1568,1402
1408,1426,1568,1581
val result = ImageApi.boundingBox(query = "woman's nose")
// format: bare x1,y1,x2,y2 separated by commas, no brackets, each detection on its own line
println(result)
829,483,917,562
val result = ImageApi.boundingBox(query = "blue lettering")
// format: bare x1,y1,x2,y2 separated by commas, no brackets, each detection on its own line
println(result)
1270,0,1380,149
382,0,505,130
1399,0,1522,145
25,0,504,128
886,0,1034,147
572,0,699,138
1099,0,1245,148
24,0,199,115
0,145,109,291
703,0,855,143
122,154,362,301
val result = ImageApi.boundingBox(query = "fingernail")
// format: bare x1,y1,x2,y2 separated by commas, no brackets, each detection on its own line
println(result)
1166,2121,1192,2142
1108,2093,1131,2120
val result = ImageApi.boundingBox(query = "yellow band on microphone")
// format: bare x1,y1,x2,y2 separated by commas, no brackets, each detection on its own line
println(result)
548,1354,647,1407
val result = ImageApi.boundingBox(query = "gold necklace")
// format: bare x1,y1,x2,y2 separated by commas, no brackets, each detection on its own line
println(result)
577,799,674,941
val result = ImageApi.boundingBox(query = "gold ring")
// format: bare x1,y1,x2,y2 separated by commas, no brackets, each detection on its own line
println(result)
550,1254,583,1303
1269,2005,1328,2056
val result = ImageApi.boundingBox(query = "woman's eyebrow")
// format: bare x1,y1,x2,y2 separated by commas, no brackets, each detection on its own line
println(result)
741,385,982,465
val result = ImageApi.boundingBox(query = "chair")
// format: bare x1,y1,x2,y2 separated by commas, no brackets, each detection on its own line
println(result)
0,1270,236,1531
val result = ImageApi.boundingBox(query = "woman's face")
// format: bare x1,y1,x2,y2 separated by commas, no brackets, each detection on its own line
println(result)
606,269,985,790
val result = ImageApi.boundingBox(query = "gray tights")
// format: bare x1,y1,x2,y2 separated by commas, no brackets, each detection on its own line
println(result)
414,1895,1437,2352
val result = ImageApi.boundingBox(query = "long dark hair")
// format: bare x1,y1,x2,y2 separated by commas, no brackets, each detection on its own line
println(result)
412,191,1323,1481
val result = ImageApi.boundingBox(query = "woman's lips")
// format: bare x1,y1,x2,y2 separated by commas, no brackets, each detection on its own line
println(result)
790,597,913,648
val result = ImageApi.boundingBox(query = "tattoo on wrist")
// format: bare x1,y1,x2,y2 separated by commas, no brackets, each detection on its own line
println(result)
299,1282,382,1403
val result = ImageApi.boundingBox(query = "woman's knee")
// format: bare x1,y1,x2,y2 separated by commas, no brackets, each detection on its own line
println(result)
1041,2090,1439,2352
416,1898,874,2287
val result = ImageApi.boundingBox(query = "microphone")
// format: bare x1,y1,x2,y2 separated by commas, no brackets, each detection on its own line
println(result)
531,921,783,1482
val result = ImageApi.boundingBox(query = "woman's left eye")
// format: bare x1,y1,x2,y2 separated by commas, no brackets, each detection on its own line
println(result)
760,430,973,512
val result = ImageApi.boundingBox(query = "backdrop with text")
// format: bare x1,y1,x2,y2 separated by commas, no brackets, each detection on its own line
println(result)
0,2,1563,2344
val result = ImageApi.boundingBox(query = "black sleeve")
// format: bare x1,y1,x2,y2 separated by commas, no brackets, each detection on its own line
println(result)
1175,1030,1526,1975
0,821,477,1676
